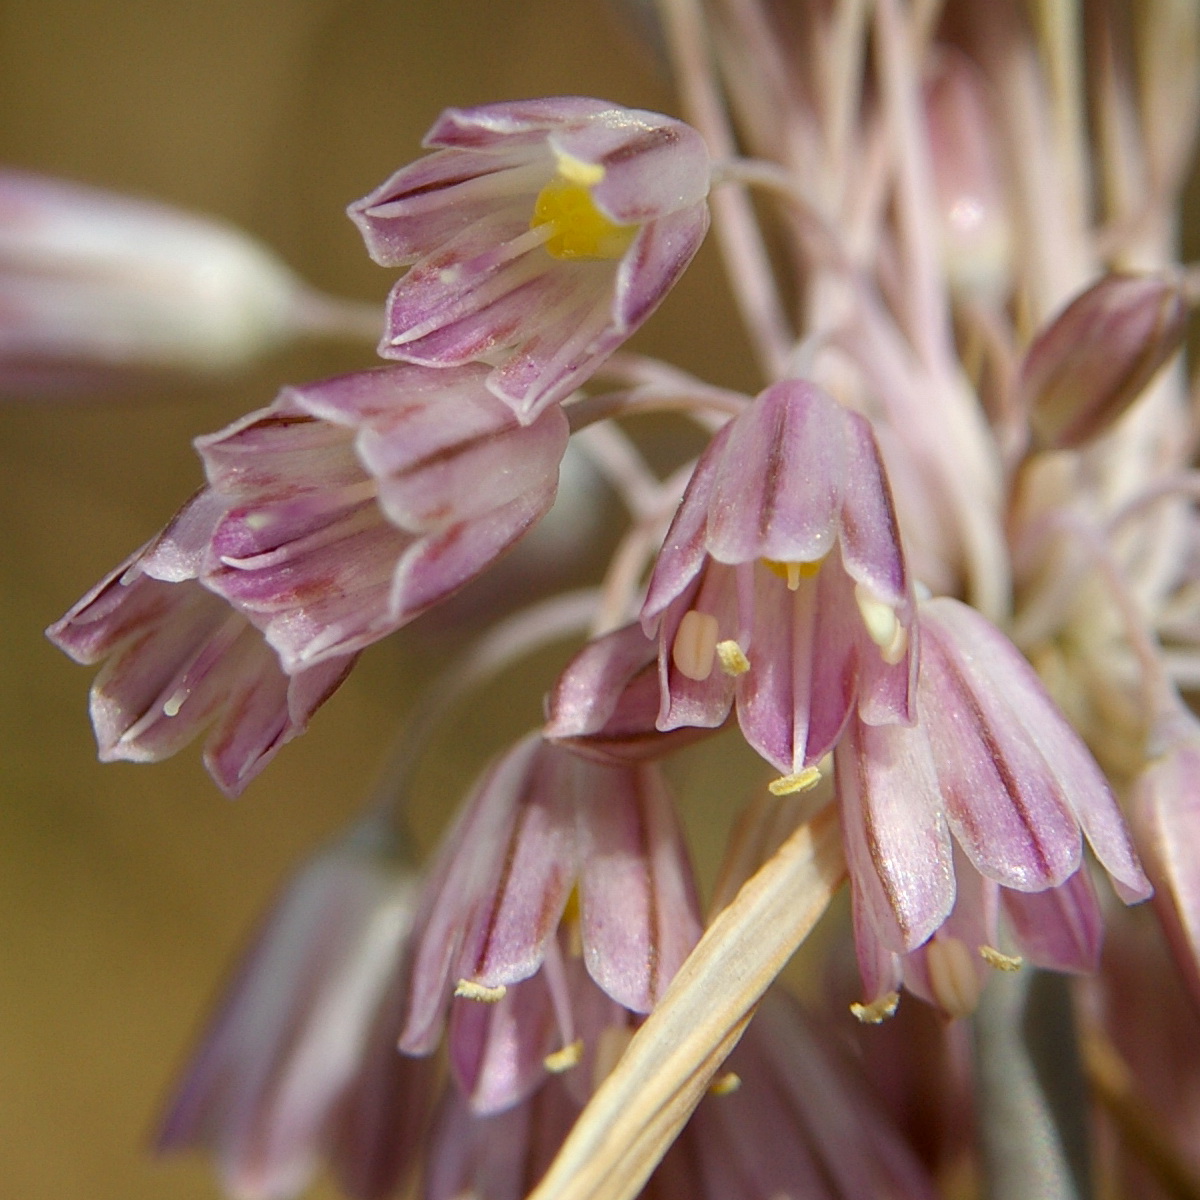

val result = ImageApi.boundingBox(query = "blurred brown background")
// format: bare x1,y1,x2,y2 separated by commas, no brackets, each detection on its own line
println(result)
0,2,756,1197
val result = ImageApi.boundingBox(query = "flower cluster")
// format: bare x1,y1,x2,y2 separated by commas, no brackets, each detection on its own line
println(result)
29,0,1200,1196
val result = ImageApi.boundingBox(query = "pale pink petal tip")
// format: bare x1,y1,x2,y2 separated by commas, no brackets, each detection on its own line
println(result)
46,489,354,797
347,99,711,423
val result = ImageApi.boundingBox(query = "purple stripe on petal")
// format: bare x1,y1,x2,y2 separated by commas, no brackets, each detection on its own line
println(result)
836,717,956,954
577,761,702,1011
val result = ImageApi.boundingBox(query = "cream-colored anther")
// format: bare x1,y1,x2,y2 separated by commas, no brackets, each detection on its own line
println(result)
980,945,1023,972
454,979,507,1003
926,936,982,1018
672,610,719,681
850,992,900,1024
716,639,750,676
854,583,908,665
544,1039,584,1073
768,766,822,796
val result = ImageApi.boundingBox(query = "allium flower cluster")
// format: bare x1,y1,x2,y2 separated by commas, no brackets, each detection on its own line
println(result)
31,0,1200,1195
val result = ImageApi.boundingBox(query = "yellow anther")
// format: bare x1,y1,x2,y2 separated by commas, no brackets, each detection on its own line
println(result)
672,609,719,682
454,979,507,1003
709,1071,742,1096
530,165,635,260
544,1039,584,1073
768,766,822,795
980,945,1023,972
763,557,823,590
716,639,750,676
926,936,982,1019
851,992,900,1024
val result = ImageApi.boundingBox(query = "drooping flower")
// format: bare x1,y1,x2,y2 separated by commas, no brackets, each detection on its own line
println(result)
423,988,939,1200
837,595,1151,1019
348,98,711,423
399,734,702,1112
156,818,435,1200
641,379,917,785
0,168,308,395
46,488,353,796
196,362,569,673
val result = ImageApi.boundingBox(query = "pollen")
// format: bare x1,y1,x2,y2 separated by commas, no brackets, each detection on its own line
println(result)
980,944,1023,972
531,173,636,261
454,979,507,1003
672,609,720,681
716,638,750,676
768,766,822,795
850,992,900,1024
763,557,823,590
544,1039,584,1073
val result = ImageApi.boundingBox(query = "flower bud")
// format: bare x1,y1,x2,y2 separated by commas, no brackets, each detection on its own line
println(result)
923,50,1013,299
0,169,307,395
1019,272,1190,450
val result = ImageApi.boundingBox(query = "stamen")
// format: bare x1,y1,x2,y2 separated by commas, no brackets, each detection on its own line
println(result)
763,557,823,590
926,936,982,1018
851,992,900,1024
709,1071,742,1095
530,160,635,260
980,945,1023,972
672,609,720,681
716,638,750,676
854,583,908,665
544,1039,584,1073
454,979,507,1003
768,766,822,795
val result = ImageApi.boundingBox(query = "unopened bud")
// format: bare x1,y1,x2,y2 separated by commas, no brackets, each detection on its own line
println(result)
1020,272,1190,450
0,169,347,396
923,50,1013,299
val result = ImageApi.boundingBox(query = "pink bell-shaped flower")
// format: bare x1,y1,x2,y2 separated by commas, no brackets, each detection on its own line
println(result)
197,362,569,673
156,818,435,1200
348,98,711,423
399,734,702,1113
46,488,353,796
837,596,1151,1019
642,379,917,783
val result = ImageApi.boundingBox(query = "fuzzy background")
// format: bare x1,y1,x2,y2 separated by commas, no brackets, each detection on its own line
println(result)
0,2,761,1198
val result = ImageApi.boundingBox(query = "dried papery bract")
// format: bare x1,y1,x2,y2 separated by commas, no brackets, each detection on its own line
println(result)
348,98,711,423
528,809,844,1200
